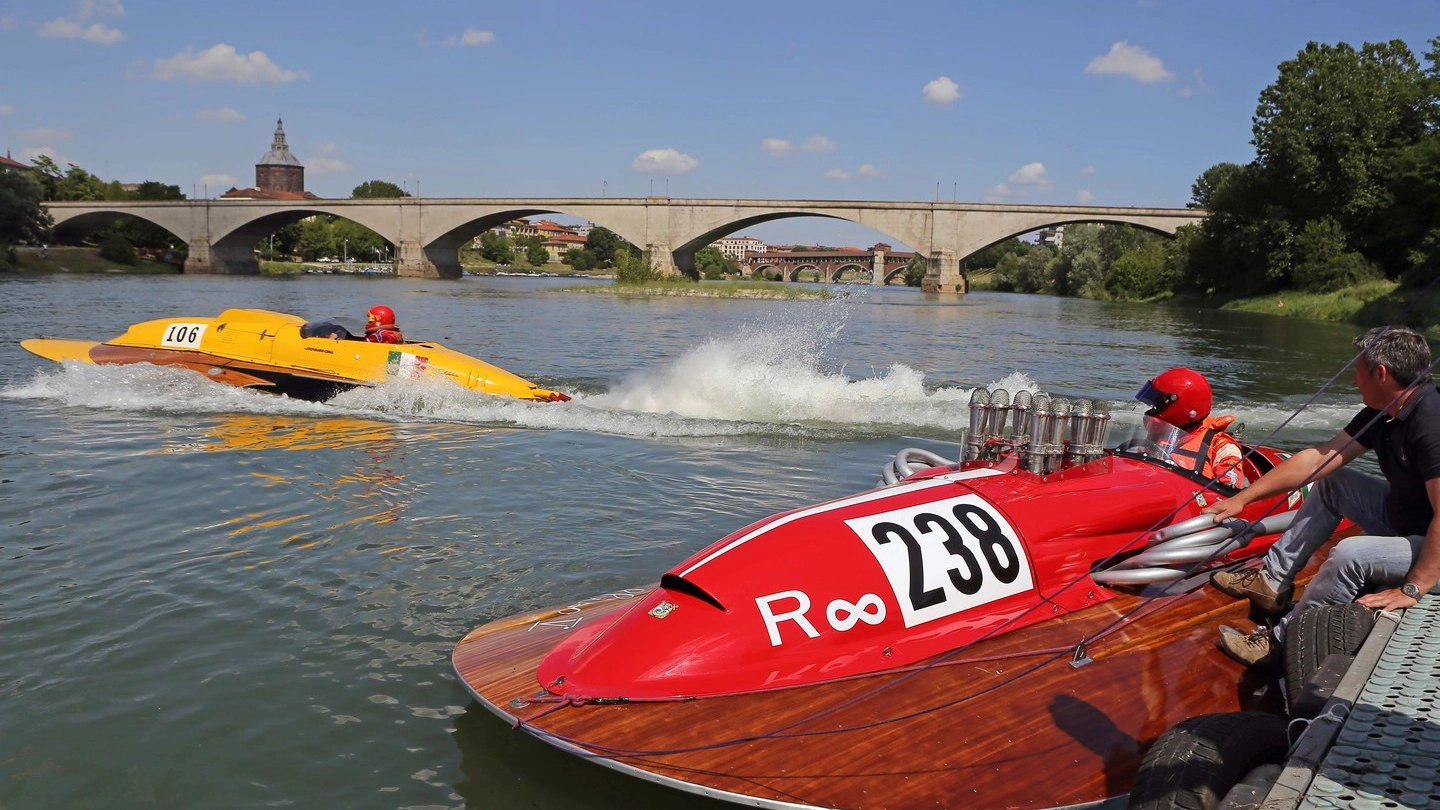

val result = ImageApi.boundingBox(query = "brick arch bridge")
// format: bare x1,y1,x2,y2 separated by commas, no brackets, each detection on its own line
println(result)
42,198,1206,293
745,243,915,284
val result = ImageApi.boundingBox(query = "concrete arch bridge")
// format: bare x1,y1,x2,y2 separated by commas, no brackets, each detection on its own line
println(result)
42,198,1206,293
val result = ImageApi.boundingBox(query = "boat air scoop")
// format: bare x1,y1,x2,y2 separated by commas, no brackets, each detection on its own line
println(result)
658,573,725,611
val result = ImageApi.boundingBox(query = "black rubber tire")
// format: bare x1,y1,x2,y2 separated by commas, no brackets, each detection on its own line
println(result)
1128,711,1290,810
1283,602,1376,717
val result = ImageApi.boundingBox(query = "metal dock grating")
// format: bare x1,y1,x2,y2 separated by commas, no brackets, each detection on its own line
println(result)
1298,597,1440,810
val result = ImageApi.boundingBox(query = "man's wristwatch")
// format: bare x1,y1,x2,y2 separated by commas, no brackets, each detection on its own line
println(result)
1401,582,1423,599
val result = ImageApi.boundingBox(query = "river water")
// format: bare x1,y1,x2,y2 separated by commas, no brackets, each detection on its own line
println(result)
0,274,1372,810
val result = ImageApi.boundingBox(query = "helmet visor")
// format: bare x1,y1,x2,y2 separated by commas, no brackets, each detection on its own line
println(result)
1135,380,1175,416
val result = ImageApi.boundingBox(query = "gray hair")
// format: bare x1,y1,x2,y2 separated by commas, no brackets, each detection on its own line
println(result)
1354,326,1432,386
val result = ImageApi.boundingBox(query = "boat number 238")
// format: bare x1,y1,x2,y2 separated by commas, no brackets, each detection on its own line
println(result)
848,494,1033,628
160,323,208,349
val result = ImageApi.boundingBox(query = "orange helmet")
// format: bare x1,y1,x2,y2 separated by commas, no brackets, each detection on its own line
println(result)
366,305,396,332
1136,367,1212,428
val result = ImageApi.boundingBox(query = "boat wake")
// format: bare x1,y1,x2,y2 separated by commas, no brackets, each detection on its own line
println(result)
5,305,1358,442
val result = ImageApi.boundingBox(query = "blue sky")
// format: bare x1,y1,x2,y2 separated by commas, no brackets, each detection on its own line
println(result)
2,0,1436,246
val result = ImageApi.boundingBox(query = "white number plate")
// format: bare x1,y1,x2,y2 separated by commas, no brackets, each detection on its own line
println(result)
846,494,1032,628
160,323,208,349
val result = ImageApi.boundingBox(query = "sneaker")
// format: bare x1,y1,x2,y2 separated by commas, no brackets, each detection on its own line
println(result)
1210,567,1293,613
1217,624,1283,669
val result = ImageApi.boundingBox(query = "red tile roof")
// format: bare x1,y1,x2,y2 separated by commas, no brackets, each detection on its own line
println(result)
219,187,321,200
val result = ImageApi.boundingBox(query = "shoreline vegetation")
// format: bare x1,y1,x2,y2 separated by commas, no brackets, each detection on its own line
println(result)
6,245,1435,329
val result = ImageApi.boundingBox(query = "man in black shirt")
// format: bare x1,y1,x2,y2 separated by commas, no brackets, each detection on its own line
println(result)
1203,326,1440,667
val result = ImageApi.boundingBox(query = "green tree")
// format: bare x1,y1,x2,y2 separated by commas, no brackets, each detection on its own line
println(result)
1254,40,1430,244
965,238,1032,270
694,245,734,279
351,180,410,199
0,171,53,253
525,240,549,266
585,227,628,266
613,247,658,284
97,230,137,264
902,254,928,287
563,247,598,271
1189,163,1247,210
53,164,106,201
478,231,514,264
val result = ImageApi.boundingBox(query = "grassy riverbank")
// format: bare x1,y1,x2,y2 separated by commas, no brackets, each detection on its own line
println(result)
1215,280,1440,332
972,269,1440,334
6,245,180,274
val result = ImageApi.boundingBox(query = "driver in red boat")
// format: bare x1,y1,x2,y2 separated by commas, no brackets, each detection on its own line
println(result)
364,305,404,344
1136,367,1247,489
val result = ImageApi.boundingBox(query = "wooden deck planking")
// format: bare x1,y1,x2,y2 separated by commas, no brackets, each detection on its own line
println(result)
452,569,1304,810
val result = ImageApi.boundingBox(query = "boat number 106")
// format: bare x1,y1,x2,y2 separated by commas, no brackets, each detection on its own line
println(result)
161,323,207,349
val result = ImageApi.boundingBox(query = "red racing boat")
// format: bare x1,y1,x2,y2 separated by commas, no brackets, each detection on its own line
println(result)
452,387,1333,810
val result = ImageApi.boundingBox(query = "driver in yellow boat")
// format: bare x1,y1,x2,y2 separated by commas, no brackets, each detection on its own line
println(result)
1135,367,1247,489
364,305,404,344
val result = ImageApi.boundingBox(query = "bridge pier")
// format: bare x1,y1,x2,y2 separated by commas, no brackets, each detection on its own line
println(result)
871,246,886,286
922,249,966,295
395,240,461,280
647,243,679,277
185,238,259,275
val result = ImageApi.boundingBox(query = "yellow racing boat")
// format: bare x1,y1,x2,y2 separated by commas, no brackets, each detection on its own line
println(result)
20,308,571,403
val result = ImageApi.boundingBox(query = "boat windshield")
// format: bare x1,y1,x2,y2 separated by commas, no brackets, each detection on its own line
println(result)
300,316,366,340
1110,416,1210,473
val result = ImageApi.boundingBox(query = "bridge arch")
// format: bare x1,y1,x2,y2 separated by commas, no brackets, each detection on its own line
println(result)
49,205,194,246
40,199,1207,284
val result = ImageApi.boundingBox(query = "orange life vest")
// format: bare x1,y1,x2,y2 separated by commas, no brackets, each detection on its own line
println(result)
1162,415,1246,487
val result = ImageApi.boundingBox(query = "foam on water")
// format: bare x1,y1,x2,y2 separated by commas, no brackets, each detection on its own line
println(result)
5,306,1360,442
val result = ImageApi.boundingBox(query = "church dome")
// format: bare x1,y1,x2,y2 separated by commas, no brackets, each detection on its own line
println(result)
259,117,302,167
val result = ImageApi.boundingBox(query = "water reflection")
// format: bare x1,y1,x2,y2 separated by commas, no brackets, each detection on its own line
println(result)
164,414,400,454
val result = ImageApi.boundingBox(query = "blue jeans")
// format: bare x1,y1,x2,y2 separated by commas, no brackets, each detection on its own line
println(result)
1261,466,1433,642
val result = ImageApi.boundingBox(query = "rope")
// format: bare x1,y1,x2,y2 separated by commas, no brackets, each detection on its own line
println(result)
508,278,1440,759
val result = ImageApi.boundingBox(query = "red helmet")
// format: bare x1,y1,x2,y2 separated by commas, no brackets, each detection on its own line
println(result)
1136,367,1212,428
366,305,396,331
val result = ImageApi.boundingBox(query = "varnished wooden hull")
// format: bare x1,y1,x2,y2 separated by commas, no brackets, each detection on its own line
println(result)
453,566,1316,810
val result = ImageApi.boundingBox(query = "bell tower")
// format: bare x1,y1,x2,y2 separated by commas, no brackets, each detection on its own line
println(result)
255,117,304,194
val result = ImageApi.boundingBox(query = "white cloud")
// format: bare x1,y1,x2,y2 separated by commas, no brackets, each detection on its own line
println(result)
922,76,962,106
38,17,123,43
763,135,836,157
197,107,245,123
0,104,14,115
857,163,885,179
447,27,494,46
200,173,237,189
305,142,351,175
631,148,698,175
824,169,850,180
38,0,124,43
1182,68,1211,97
1009,162,1052,189
762,137,793,157
152,44,308,84
1085,41,1173,84
1081,165,1096,176
1077,189,1094,203
985,162,1054,202
19,146,73,166
0,14,17,30
801,135,836,154
983,183,1011,202
19,127,70,143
